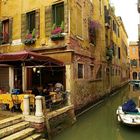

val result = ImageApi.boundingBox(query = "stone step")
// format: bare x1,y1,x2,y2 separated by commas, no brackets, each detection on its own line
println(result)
2,127,35,140
0,121,30,138
23,133,42,140
0,115,23,129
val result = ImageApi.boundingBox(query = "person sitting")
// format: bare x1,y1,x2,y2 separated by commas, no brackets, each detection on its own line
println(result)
54,82,64,92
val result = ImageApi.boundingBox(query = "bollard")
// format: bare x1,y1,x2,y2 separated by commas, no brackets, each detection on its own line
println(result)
35,96,43,117
23,95,30,115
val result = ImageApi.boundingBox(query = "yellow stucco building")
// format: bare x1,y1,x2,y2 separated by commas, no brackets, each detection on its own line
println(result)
0,0,129,111
129,41,140,80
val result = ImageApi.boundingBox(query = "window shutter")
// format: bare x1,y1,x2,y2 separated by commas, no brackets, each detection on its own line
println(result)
45,6,52,37
9,18,13,44
21,13,27,41
35,9,40,38
0,21,2,45
64,1,68,33
0,21,2,33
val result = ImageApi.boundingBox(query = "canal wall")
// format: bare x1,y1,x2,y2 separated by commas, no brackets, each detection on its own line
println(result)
71,79,129,115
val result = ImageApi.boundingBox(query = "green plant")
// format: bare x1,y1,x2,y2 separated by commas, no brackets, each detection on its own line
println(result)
51,21,65,41
106,48,113,61
23,28,36,45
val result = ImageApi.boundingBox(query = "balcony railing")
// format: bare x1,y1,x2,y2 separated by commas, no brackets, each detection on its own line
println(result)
138,0,140,13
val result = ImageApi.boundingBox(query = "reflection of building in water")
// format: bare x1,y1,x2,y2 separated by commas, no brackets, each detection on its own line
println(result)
129,42,140,80
128,84,140,104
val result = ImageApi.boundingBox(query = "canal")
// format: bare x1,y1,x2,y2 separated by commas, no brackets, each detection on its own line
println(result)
53,84,140,140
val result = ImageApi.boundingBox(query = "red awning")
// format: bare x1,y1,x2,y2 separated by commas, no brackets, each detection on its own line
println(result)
0,51,63,66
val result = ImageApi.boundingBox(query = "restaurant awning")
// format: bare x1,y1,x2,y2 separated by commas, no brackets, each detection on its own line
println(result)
0,50,64,66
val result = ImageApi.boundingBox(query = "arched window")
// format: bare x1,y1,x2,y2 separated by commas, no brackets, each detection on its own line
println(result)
132,72,137,80
138,72,140,80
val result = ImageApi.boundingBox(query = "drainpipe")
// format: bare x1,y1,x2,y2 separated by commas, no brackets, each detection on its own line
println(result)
22,62,27,92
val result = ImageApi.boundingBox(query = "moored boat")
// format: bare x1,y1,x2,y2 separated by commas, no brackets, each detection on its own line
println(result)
116,106,140,126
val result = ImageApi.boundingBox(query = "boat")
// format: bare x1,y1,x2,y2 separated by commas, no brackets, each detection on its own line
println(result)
116,100,140,126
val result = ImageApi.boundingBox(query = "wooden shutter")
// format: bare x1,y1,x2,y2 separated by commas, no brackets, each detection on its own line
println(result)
0,21,2,32
45,6,52,37
9,18,13,44
77,4,82,37
21,13,27,41
64,0,68,33
35,9,40,38
0,21,2,45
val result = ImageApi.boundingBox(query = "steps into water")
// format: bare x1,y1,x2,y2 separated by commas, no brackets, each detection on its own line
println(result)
0,115,45,140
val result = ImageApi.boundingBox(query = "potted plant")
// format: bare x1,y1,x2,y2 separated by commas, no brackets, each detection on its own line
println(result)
106,47,113,61
24,29,36,45
50,21,65,41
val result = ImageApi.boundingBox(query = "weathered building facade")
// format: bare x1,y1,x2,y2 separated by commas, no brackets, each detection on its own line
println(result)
0,0,129,111
129,41,140,80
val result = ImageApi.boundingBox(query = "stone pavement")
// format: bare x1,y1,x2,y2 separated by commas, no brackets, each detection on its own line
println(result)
0,110,20,120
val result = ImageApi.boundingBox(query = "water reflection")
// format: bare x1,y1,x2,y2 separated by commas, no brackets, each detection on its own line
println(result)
53,84,140,140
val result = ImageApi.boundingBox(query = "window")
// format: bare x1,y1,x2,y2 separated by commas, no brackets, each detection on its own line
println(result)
27,11,36,33
76,4,82,37
104,6,110,24
96,65,102,79
78,63,84,79
133,72,137,80
52,2,64,27
21,9,40,40
0,19,9,44
118,47,121,59
111,68,114,76
130,59,137,67
132,47,136,54
113,20,116,33
90,65,94,78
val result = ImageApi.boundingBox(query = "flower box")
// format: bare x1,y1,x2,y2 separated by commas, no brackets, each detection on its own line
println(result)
23,29,36,45
51,22,65,41
24,38,36,45
50,34,65,41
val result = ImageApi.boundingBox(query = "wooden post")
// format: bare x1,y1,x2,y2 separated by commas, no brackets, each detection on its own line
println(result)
45,118,52,140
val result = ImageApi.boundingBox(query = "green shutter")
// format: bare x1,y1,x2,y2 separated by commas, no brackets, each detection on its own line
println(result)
9,18,13,44
64,0,68,33
45,6,52,37
35,9,40,38
21,13,27,41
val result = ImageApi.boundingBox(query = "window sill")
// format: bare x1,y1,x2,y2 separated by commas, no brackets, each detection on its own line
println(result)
89,79,102,82
76,36,84,41
90,43,95,47
0,43,10,47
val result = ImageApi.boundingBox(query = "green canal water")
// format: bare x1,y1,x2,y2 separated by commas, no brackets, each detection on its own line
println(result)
53,84,140,140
